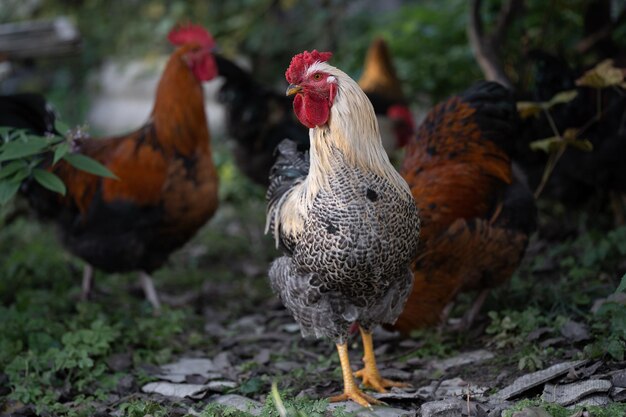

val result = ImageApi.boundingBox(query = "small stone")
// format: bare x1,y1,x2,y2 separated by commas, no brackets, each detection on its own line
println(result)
142,382,210,399
253,349,271,365
156,358,220,383
539,337,566,348
204,322,226,337
186,374,209,385
565,394,611,409
106,352,133,372
379,368,412,381
275,361,300,372
212,394,263,416
281,323,301,333
542,379,611,406
612,386,626,402
328,401,414,417
213,352,232,371
420,399,463,417
430,350,495,372
612,369,626,388
206,380,237,393
416,377,488,399
116,374,135,394
495,360,587,400
559,320,590,342
526,327,553,342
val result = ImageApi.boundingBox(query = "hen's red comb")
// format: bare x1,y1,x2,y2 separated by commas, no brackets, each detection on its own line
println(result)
168,24,215,48
286,50,333,84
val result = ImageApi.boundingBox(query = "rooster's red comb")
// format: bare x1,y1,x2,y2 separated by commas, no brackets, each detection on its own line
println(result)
285,50,333,84
168,24,215,48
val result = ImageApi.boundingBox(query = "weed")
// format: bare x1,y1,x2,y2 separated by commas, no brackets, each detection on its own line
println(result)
584,273,626,361
118,399,170,417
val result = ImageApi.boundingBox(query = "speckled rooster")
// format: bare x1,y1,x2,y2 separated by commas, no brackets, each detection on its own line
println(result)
266,51,420,407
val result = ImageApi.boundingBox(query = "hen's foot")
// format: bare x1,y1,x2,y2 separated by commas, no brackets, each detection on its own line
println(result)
329,388,382,408
354,367,411,393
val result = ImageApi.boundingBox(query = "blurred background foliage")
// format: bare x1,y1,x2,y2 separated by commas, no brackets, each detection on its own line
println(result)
1,0,624,125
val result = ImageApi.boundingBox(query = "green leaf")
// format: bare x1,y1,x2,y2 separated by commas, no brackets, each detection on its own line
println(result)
0,127,13,139
32,169,66,196
0,160,28,179
0,180,21,205
0,137,49,161
529,137,562,153
606,338,625,361
52,143,70,165
55,120,70,135
516,101,542,119
547,90,578,108
63,154,118,179
616,273,626,294
517,90,578,119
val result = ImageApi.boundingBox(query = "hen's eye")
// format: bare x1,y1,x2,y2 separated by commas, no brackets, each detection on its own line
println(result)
313,73,323,81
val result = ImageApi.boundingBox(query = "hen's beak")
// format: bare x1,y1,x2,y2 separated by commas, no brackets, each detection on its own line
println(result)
286,84,302,96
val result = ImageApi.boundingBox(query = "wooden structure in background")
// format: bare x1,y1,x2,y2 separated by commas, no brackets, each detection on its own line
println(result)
0,17,81,61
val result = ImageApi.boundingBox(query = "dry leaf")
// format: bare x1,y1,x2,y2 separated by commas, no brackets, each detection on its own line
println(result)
530,129,592,154
516,90,577,119
547,90,578,107
576,59,624,88
517,102,543,119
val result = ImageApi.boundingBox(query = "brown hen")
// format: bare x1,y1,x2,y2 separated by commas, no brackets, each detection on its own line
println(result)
19,24,219,311
392,81,537,333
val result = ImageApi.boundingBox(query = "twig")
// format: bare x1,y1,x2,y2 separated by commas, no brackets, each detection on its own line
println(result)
467,0,523,89
576,8,626,54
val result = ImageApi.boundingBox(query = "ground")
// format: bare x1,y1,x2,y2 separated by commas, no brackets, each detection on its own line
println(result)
0,148,625,417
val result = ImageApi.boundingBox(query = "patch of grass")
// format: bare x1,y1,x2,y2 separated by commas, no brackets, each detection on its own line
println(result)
584,273,626,361
405,328,458,360
118,399,170,417
502,398,626,417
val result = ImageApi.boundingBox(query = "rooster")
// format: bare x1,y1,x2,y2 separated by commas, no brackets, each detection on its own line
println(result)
10,24,220,311
266,51,420,407
391,82,536,333
215,38,412,186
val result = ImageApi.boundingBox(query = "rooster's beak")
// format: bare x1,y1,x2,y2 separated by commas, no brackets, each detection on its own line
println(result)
286,84,302,96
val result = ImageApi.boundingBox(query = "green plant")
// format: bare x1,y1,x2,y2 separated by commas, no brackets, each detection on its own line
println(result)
503,398,626,417
486,307,551,349
584,273,626,361
0,124,116,205
5,319,119,414
118,400,170,417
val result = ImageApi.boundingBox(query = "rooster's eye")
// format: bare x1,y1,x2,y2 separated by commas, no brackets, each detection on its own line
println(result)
313,73,323,81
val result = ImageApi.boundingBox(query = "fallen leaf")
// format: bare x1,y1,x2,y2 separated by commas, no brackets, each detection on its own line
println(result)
576,59,624,88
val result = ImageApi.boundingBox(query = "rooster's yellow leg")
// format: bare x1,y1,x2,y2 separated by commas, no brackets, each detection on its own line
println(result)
354,326,411,392
329,343,382,408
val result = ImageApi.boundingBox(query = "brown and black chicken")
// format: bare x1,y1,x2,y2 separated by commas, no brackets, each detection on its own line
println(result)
392,81,537,334
1,24,220,311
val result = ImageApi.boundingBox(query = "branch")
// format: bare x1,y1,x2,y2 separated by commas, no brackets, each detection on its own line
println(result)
467,0,523,90
576,8,626,54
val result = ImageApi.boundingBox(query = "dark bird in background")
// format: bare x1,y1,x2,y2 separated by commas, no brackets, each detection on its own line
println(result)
0,93,58,136
357,37,415,153
215,38,414,186
267,51,420,407
1,24,220,311
214,53,309,187
515,57,626,225
391,81,537,334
